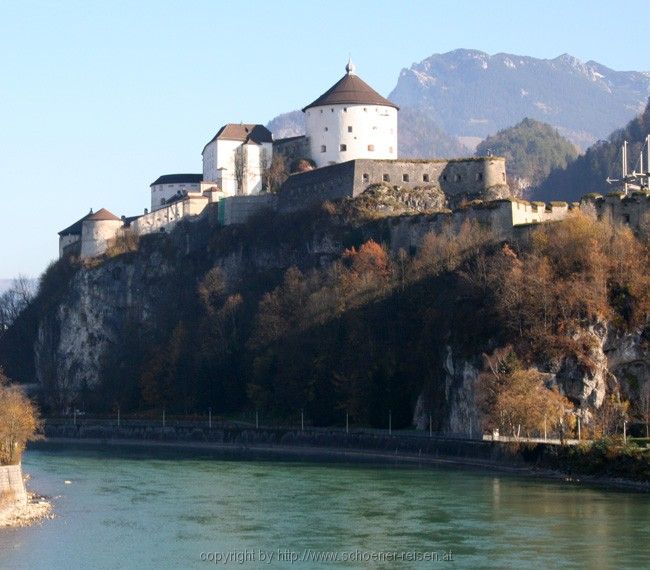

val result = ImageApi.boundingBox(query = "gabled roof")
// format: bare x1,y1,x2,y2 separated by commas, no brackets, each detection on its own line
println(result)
86,208,121,222
202,124,273,153
302,67,399,112
150,173,203,186
58,211,93,236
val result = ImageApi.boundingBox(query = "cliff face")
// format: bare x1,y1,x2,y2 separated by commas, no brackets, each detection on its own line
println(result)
4,205,648,431
413,322,648,434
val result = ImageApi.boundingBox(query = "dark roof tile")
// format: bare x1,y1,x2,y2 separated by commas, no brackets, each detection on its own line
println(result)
302,73,399,112
150,173,203,186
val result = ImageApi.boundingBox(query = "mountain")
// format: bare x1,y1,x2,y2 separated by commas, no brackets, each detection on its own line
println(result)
266,110,305,139
475,118,579,194
390,49,650,148
535,98,650,201
266,107,466,158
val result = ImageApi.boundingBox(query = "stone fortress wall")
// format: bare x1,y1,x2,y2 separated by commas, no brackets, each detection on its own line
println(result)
278,157,507,213
61,180,649,261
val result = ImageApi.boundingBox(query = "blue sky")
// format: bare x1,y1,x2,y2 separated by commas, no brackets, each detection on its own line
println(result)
1,0,649,278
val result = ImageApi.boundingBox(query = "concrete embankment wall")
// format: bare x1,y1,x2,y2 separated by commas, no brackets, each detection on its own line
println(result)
0,465,27,513
42,422,543,468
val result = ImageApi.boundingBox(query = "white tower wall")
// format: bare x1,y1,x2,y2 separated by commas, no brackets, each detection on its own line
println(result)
305,104,397,168
80,219,123,258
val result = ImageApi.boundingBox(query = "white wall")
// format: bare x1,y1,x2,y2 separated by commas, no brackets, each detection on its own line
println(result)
132,195,208,235
59,234,80,257
203,139,272,196
80,219,124,258
305,104,397,168
150,182,201,212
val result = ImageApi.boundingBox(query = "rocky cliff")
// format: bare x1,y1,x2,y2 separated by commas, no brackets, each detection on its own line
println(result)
2,203,647,434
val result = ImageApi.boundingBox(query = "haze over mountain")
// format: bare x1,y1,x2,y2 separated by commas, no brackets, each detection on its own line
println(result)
535,97,650,202
390,49,650,149
268,49,650,158
267,108,466,159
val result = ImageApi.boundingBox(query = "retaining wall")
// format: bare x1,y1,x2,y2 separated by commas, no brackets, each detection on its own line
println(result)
0,464,27,512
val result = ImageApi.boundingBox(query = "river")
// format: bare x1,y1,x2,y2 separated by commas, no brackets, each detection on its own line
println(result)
0,447,648,569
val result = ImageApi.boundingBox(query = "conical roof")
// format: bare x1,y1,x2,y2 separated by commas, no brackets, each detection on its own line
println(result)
302,64,399,112
86,208,121,222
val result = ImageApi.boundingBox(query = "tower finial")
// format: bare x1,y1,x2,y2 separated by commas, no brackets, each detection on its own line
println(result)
345,56,356,75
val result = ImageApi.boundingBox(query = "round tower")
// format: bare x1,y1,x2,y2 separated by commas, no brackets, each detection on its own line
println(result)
303,60,399,168
80,208,123,258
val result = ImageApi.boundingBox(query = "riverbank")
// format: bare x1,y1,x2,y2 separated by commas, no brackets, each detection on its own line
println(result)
33,436,650,493
0,491,52,528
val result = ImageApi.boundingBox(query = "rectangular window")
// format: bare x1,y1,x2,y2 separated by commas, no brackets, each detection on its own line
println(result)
321,145,326,152
324,127,328,132
367,144,375,151
402,174,409,182
477,172,483,181
340,144,347,151
362,173,369,182
383,174,390,182
389,146,393,153
347,126,353,133
423,174,430,182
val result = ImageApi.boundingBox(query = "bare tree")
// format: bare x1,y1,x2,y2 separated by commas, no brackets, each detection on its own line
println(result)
261,152,288,193
0,276,35,332
234,146,247,195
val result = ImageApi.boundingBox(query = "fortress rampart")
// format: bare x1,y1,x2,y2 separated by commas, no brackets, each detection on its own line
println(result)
278,157,507,213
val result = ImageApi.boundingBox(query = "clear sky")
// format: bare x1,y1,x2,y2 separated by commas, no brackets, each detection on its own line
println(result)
1,0,649,279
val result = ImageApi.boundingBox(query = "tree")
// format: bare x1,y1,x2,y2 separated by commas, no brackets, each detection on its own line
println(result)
0,276,35,332
234,146,247,195
0,370,41,465
262,152,288,192
476,347,575,438
476,117,578,194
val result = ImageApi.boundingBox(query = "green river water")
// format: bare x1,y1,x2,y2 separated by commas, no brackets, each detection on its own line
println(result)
0,447,648,569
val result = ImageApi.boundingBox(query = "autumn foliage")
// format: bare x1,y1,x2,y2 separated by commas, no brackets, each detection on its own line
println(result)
0,370,41,465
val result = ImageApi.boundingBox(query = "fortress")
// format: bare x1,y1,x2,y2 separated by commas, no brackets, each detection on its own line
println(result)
58,61,650,258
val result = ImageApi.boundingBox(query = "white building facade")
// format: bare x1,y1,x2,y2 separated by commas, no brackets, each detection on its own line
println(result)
150,174,203,212
304,60,398,168
202,124,273,196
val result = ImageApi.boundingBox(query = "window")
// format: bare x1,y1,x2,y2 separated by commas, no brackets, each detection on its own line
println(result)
364,107,367,112
320,109,323,114
362,173,369,182
324,127,328,132
321,145,326,152
477,172,483,181
389,146,394,153
383,174,390,182
367,144,375,151
331,108,334,112
442,174,448,181
455,174,462,182
502,172,506,181
343,107,347,112
423,174,430,182
347,126,353,133
402,174,409,182
340,144,347,151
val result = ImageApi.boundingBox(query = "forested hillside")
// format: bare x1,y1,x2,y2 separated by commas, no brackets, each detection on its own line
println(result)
1,204,647,436
536,98,650,201
475,118,578,194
